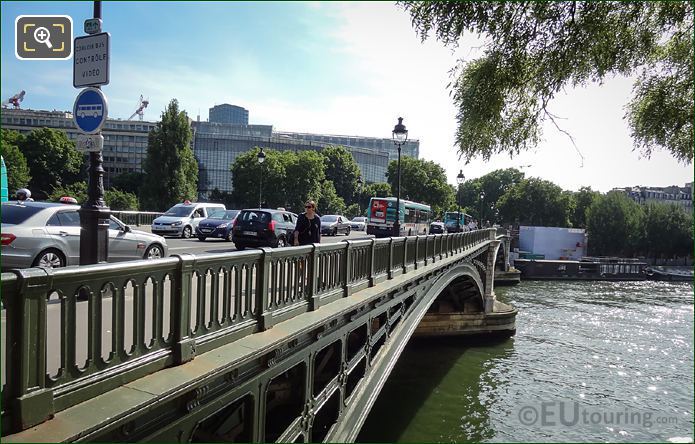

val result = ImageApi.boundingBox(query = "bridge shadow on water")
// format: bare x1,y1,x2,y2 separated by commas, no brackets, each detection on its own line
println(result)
356,334,513,443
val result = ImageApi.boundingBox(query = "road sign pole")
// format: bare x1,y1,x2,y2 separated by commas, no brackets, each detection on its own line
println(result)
78,0,109,266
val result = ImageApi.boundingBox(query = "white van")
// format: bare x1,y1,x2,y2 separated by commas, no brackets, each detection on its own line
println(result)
152,201,226,238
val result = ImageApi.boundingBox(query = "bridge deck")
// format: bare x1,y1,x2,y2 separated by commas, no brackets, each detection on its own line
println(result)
1,229,505,442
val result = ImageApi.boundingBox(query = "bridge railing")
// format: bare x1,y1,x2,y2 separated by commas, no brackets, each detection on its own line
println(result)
0,229,496,434
110,210,164,226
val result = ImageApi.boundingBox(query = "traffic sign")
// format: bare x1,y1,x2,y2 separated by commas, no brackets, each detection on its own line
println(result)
73,32,109,88
84,18,102,35
76,134,104,152
73,88,108,134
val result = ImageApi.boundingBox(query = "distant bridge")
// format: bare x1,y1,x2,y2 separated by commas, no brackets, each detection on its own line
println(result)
1,229,514,442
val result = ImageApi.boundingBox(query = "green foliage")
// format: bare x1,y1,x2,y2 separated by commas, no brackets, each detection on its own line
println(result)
0,129,31,192
20,127,85,197
497,178,572,227
570,187,601,228
641,203,693,258
317,181,346,215
586,192,644,256
49,181,88,203
386,157,454,216
208,187,237,208
321,145,362,204
111,171,146,195
400,1,694,163
140,99,198,211
105,188,139,211
231,148,325,212
458,168,525,222
344,203,360,219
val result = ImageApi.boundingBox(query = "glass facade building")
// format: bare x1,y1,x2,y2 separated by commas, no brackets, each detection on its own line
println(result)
275,131,420,161
208,104,249,125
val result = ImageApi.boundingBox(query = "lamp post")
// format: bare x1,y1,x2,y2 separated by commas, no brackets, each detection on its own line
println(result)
456,169,465,232
479,190,485,229
257,148,266,208
392,117,408,236
79,0,109,265
357,176,363,216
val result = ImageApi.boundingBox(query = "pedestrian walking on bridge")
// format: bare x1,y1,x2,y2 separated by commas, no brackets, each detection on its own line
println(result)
293,200,321,246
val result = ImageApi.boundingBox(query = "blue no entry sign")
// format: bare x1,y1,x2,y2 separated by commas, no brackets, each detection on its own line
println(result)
73,87,108,134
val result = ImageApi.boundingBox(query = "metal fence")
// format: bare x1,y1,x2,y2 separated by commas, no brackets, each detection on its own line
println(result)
0,229,495,434
110,211,163,226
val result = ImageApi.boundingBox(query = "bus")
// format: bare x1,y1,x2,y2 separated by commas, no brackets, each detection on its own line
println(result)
443,211,472,233
366,197,431,238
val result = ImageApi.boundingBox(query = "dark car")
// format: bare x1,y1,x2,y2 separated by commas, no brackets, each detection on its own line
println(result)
231,209,297,250
196,209,240,241
429,221,447,234
320,215,351,236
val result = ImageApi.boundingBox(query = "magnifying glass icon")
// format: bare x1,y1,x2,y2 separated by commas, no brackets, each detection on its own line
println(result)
33,26,53,49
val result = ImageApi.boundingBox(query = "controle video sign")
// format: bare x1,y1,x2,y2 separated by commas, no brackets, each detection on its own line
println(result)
73,32,109,88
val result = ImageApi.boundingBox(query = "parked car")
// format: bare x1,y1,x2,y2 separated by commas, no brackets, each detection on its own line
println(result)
1,201,168,269
151,201,226,238
429,221,447,234
321,215,351,236
231,208,297,250
350,216,367,231
196,209,240,241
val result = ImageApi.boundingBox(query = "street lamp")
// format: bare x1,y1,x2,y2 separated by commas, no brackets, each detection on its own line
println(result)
479,190,485,229
357,176,363,216
392,117,407,236
257,148,266,208
456,169,465,232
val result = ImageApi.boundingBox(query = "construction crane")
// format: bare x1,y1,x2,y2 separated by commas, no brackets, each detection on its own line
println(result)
2,90,26,109
128,95,149,121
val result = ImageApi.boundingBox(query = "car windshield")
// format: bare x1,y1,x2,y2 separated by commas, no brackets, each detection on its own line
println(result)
164,206,193,217
352,217,365,222
214,210,239,220
208,208,226,218
240,211,270,223
322,215,338,222
1,204,45,225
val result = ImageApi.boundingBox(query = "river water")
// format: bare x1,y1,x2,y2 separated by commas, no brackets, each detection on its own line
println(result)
358,280,694,443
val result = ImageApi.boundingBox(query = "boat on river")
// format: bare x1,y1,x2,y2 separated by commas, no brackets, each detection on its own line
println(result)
644,266,693,282
513,256,647,281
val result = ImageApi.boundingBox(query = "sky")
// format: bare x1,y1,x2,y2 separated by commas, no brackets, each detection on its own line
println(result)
1,1,692,193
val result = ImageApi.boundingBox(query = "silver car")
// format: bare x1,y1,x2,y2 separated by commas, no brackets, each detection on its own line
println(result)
350,216,367,231
1,201,168,269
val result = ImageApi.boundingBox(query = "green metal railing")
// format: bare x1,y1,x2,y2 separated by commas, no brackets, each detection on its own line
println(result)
0,229,495,434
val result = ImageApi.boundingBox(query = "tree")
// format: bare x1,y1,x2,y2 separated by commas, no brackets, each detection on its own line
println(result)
283,150,326,212
49,181,88,203
641,203,693,258
208,187,236,208
585,192,644,256
0,129,31,192
111,171,146,195
231,148,287,209
344,203,360,219
570,186,601,228
19,127,85,197
140,99,198,210
459,168,526,223
317,181,346,215
385,157,455,216
105,188,139,211
400,2,694,163
321,145,362,204
497,178,572,227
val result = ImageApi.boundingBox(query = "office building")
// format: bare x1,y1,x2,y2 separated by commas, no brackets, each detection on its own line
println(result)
1,108,155,189
275,131,419,161
208,104,249,125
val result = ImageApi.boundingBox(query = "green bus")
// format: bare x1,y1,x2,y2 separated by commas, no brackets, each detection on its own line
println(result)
366,196,431,238
444,211,472,233
1,156,8,203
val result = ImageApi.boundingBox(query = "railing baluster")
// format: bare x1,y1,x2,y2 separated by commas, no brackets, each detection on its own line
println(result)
173,254,195,364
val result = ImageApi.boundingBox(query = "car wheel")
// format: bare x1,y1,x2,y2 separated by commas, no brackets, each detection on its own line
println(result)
197,236,206,242
235,243,246,250
346,227,351,236
33,249,65,268
333,228,337,236
144,244,164,260
226,230,234,242
276,236,287,248
182,226,192,238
